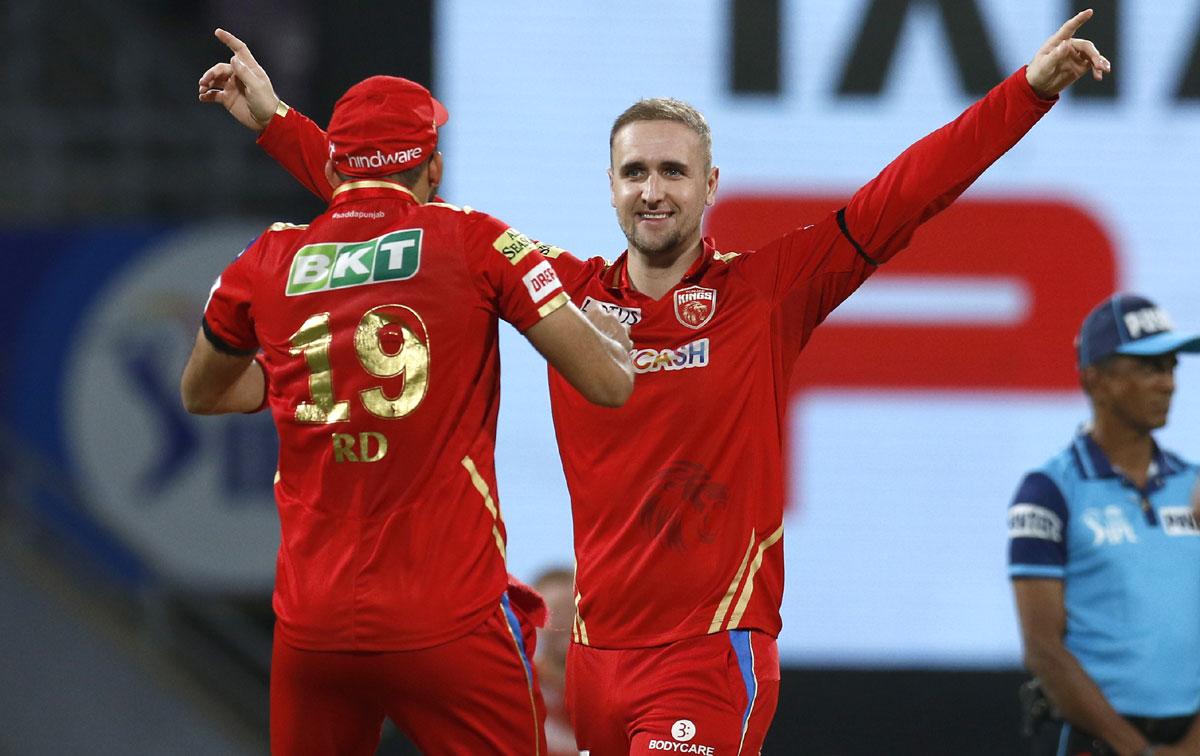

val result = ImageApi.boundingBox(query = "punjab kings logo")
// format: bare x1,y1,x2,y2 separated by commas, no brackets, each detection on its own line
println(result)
674,286,717,329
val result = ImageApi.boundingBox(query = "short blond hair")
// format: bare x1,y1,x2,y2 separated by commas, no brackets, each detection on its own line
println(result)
609,98,713,171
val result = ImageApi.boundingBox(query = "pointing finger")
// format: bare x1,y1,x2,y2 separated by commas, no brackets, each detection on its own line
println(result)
1051,9,1093,45
215,28,262,69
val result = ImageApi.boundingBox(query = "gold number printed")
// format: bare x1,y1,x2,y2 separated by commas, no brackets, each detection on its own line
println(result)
287,312,351,423
354,305,430,418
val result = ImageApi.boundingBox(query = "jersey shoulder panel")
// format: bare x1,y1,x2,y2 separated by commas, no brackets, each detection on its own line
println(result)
1008,463,1071,576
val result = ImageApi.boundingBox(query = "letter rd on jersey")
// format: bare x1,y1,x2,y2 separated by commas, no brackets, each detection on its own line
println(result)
286,229,423,296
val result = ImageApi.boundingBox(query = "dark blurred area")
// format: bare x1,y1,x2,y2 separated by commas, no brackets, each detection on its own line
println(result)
0,0,432,225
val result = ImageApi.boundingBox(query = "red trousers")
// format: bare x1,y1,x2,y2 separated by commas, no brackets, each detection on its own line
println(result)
270,591,546,755
567,629,780,756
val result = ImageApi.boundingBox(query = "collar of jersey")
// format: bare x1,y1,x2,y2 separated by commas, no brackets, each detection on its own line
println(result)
603,236,723,292
330,180,419,204
1071,427,1182,485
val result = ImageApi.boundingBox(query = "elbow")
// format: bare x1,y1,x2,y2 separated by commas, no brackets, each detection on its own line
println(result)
1021,638,1062,678
180,377,217,416
181,392,216,415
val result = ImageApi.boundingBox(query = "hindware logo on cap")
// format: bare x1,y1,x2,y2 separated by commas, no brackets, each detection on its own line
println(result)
327,75,449,178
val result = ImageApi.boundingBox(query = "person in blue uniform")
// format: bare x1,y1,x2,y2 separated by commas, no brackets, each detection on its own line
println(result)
1009,293,1200,756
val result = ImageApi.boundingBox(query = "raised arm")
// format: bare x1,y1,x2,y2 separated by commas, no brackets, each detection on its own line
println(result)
1012,579,1152,756
843,10,1109,265
199,28,334,202
739,11,1111,340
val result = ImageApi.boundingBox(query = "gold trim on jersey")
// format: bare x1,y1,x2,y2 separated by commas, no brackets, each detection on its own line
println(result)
426,200,472,213
573,590,590,646
709,530,758,633
274,100,290,119
537,291,569,319
712,250,741,264
726,524,784,628
331,180,418,200
273,470,281,485
461,455,507,561
269,221,310,232
497,602,542,756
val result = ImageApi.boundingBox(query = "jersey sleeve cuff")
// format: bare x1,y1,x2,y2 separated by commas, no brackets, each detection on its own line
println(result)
201,316,258,357
1013,65,1059,108
536,291,570,320
255,100,291,146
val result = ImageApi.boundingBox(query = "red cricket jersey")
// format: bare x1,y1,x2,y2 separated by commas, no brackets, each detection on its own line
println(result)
203,180,568,651
257,68,1053,648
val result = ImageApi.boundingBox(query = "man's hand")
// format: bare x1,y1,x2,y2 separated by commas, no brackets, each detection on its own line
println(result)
1026,9,1111,98
584,307,634,352
198,28,280,133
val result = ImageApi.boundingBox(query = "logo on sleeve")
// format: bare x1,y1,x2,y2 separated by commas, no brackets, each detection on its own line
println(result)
580,296,642,326
1160,507,1200,536
522,260,562,303
493,228,537,265
1008,504,1063,542
286,229,421,296
674,285,717,329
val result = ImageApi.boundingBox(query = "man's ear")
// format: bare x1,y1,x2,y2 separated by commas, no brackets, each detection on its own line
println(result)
428,152,444,191
324,159,344,190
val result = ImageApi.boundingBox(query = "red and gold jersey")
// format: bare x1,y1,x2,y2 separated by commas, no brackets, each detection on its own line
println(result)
203,181,568,651
545,68,1053,647
257,68,1053,648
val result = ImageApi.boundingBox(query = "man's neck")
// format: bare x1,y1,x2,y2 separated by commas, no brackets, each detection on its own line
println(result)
1090,416,1155,488
625,240,703,300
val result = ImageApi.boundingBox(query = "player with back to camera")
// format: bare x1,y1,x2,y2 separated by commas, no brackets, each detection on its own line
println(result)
181,70,634,755
200,10,1110,754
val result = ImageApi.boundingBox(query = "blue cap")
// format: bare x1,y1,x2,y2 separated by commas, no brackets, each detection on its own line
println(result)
1076,293,1200,368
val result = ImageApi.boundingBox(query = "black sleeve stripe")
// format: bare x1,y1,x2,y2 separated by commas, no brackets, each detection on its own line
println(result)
201,317,257,357
836,207,881,267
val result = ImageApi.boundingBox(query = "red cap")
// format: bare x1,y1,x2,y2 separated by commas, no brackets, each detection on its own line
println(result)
327,75,450,178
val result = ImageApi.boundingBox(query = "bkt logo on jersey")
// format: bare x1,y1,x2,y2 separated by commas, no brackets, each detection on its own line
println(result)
632,338,709,374
674,286,717,329
580,296,642,326
286,229,422,296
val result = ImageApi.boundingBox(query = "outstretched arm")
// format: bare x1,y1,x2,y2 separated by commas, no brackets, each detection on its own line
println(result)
743,10,1113,335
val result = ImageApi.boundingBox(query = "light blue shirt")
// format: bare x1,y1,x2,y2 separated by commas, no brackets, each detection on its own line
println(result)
1008,430,1200,717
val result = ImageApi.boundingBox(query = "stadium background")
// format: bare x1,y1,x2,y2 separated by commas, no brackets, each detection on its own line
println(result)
1,0,1197,753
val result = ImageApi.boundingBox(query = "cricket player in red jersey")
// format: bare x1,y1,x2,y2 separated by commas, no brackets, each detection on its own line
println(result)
201,11,1109,754
182,68,635,755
